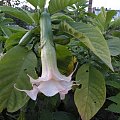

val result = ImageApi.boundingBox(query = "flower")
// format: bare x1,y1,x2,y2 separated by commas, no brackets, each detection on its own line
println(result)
15,11,77,100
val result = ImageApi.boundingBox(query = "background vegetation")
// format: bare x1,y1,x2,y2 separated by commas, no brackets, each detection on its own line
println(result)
0,0,120,120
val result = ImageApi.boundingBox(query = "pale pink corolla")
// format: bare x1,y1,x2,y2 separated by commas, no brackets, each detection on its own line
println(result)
15,11,77,100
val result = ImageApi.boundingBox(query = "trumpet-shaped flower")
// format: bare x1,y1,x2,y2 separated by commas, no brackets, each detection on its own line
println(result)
15,11,77,100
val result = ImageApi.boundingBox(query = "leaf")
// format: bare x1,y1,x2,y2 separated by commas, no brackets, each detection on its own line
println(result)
92,8,116,32
48,0,80,14
110,17,120,29
51,13,73,22
0,18,13,25
1,26,12,37
27,0,45,9
60,21,113,71
106,80,120,89
107,36,120,56
0,45,37,112
53,35,70,45
5,32,26,50
74,64,106,120
56,45,74,75
31,12,39,25
97,7,106,28
0,36,7,42
6,25,27,32
108,93,120,104
0,6,33,24
112,31,120,38
105,10,116,29
106,103,120,113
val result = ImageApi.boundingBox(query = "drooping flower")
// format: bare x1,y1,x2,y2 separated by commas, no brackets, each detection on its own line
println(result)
15,11,77,100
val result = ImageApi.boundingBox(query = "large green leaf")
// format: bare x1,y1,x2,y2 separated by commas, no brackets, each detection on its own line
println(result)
107,36,120,56
27,0,45,9
0,45,37,112
60,21,113,71
0,6,33,24
48,0,80,14
74,64,106,120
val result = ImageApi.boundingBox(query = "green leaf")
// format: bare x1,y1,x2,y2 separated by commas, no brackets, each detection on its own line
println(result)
31,12,39,25
27,0,45,9
56,45,74,75
107,36,120,56
0,18,13,25
60,21,113,71
5,32,26,50
74,64,106,120
1,26,12,37
110,17,120,29
48,0,80,14
51,13,73,22
6,25,27,32
105,10,116,29
54,35,70,45
0,45,37,112
0,36,7,42
106,103,120,113
108,93,120,104
0,6,33,24
106,80,120,89
97,7,106,27
92,8,116,32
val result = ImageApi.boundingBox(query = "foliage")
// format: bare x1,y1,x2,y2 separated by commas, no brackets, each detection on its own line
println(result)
0,1,120,120
75,64,106,120
87,7,120,119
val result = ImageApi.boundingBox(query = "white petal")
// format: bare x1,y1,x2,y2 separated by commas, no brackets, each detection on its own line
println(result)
24,86,39,100
38,80,65,97
27,74,46,85
59,93,65,100
14,84,39,101
60,81,72,91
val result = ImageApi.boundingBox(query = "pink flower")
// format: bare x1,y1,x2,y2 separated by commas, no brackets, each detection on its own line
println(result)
15,11,77,100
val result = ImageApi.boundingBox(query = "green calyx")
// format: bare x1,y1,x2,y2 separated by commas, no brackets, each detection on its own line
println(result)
40,10,54,47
